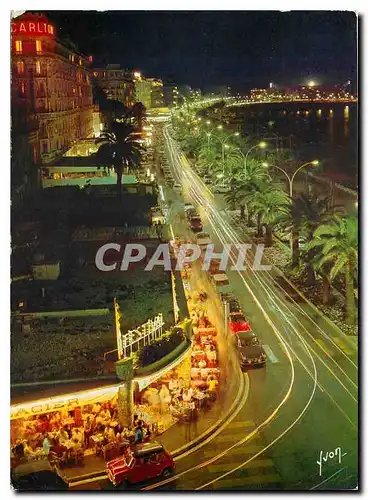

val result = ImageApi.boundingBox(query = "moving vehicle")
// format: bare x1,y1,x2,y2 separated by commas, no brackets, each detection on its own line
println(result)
213,184,231,194
235,330,266,369
107,442,174,488
189,216,203,232
228,312,251,334
173,183,182,194
195,232,212,248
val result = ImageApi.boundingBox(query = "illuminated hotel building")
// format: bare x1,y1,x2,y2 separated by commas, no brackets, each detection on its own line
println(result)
133,72,165,109
11,13,94,175
92,64,135,107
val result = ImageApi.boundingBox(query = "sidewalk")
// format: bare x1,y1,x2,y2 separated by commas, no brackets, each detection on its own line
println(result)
62,372,242,486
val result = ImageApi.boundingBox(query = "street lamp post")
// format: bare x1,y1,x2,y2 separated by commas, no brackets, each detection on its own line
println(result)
263,160,319,199
220,131,240,178
263,160,319,250
244,142,267,179
205,127,240,180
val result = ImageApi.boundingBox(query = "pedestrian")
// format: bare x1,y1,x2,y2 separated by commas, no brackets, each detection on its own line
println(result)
134,421,143,444
42,434,51,455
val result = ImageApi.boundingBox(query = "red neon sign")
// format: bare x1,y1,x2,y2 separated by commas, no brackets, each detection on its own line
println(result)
11,20,55,37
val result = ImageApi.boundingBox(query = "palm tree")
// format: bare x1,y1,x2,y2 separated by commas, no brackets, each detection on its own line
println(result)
224,160,270,227
247,186,290,246
197,145,221,176
130,102,147,131
94,121,142,199
307,215,358,325
278,193,343,278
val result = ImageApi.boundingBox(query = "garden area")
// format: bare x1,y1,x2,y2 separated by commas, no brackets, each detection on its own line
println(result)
11,265,175,384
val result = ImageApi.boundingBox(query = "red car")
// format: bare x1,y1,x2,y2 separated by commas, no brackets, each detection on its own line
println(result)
189,216,203,232
228,312,251,334
107,442,174,488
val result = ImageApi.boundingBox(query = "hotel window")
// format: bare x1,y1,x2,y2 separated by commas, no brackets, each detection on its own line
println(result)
35,40,42,53
15,40,22,53
41,140,49,154
35,60,41,74
16,61,24,75
18,82,25,97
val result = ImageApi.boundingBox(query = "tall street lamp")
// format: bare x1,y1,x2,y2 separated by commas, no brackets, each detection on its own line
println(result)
244,142,267,178
262,160,319,199
263,160,319,251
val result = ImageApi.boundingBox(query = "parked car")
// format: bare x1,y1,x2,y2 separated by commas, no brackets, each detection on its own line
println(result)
184,202,195,212
228,312,251,334
189,216,203,232
212,273,232,295
234,330,266,369
173,183,182,194
195,232,212,248
213,184,231,194
107,442,175,488
12,470,68,491
186,208,199,220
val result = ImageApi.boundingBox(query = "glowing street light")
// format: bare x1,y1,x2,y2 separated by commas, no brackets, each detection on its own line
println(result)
263,160,319,199
308,80,316,87
263,160,319,249
206,120,211,125
243,142,267,179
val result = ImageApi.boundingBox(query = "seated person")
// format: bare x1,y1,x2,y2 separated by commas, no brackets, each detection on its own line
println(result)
72,427,84,445
23,441,36,458
50,439,67,459
58,426,70,444
168,378,178,392
70,438,82,452
104,425,116,442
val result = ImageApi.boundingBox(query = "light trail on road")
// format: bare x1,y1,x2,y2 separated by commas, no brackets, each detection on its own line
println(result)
141,126,323,491
164,124,357,376
160,124,357,489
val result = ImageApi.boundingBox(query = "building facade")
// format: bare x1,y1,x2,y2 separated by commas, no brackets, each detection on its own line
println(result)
149,78,164,108
93,64,135,107
11,13,95,169
163,83,178,108
133,72,152,108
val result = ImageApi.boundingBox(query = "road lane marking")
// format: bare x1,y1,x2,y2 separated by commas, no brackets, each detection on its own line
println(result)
315,338,333,356
333,337,355,356
227,420,255,429
214,474,282,488
202,445,264,459
263,345,279,363
207,458,275,474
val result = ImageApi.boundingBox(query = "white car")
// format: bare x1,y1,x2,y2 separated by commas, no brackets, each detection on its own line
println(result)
214,184,231,194
196,232,212,247
184,202,195,212
212,273,232,295
173,183,182,194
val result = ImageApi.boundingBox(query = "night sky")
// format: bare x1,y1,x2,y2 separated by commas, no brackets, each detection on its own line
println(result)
39,10,357,91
